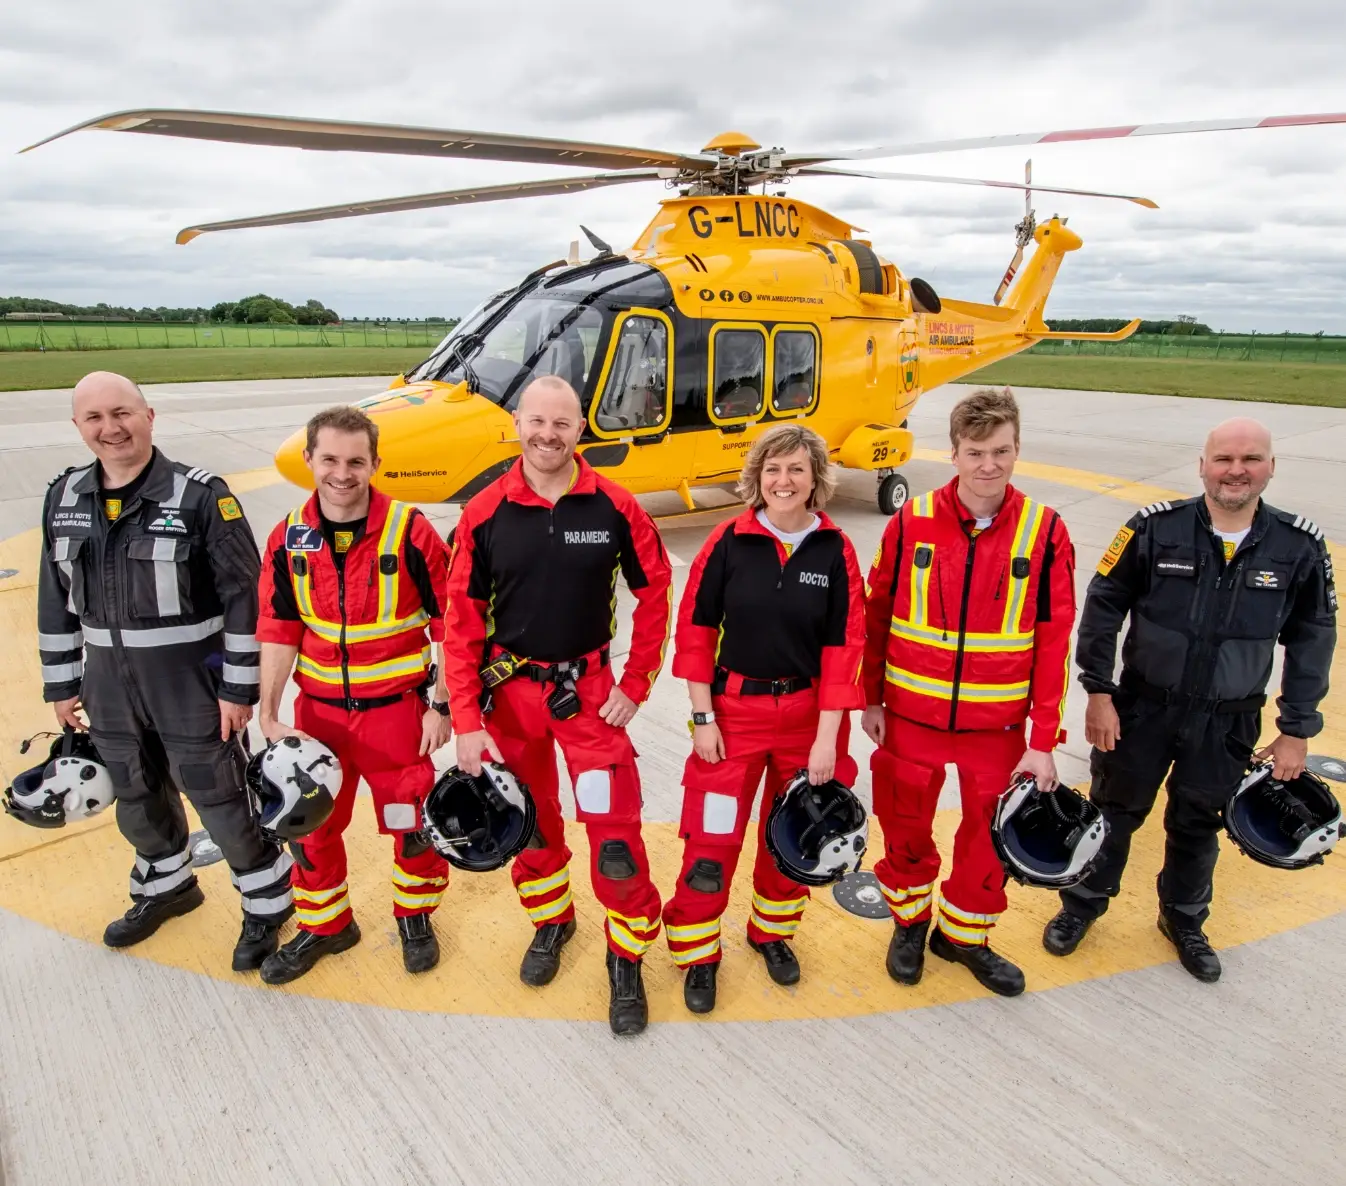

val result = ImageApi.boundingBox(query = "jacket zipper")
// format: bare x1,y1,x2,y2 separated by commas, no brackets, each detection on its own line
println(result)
947,535,979,729
1222,558,1246,630
337,563,352,702
993,563,1006,601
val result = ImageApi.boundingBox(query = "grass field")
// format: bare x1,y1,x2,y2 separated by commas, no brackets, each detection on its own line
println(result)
0,347,430,391
0,321,447,352
972,355,1346,406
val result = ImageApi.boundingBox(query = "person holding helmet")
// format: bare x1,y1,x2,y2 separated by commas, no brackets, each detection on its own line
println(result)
862,387,1077,997
36,371,292,970
256,406,453,983
662,424,865,1014
1044,417,1337,982
444,376,672,1037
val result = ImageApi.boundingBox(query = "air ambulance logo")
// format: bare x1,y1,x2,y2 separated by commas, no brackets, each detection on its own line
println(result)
356,385,433,415
901,348,919,393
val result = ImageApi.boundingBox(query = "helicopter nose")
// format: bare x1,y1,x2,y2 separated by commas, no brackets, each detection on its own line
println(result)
274,429,313,489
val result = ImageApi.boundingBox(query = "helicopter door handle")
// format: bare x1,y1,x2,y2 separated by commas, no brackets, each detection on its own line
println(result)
631,431,668,446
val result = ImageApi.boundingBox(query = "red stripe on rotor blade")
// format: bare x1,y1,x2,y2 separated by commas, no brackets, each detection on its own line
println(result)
1257,113,1346,127
1039,126,1142,142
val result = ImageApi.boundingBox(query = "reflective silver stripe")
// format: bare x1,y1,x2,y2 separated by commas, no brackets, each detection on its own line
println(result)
240,890,294,916
41,661,83,682
134,848,192,876
152,538,182,617
130,863,195,898
185,467,217,485
61,468,91,507
83,616,224,648
160,473,189,511
229,850,295,893
38,630,83,650
222,663,260,685
52,536,76,562
224,632,260,653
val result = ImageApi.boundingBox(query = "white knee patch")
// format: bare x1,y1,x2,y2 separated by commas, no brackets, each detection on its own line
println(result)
574,769,612,815
701,792,738,835
383,803,417,831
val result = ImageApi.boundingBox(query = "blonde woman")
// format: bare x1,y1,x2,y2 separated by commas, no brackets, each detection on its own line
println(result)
662,424,865,1013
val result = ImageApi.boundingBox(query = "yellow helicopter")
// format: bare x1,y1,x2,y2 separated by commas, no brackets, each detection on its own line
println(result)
25,109,1346,514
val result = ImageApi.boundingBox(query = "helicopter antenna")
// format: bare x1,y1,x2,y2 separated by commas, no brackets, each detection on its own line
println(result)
579,224,614,257
994,158,1036,306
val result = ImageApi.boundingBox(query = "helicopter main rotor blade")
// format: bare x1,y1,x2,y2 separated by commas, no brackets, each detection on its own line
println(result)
798,166,1158,208
784,112,1346,166
21,108,713,173
174,170,661,244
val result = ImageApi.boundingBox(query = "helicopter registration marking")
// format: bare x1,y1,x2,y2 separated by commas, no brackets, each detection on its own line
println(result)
688,200,801,240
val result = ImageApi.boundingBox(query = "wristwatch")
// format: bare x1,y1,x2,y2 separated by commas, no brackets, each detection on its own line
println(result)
429,699,450,717
691,711,715,726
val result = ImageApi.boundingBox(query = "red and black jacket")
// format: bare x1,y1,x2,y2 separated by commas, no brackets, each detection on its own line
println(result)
674,507,866,711
443,458,673,732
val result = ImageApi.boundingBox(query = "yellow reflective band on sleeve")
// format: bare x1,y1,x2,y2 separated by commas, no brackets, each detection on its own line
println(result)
296,647,431,688
1001,499,1047,634
885,665,1030,703
1097,524,1135,577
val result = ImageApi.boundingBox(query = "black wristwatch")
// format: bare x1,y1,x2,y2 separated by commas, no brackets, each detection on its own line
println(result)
429,699,450,717
691,711,715,726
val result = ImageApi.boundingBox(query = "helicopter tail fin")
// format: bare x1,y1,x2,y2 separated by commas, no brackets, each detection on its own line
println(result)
1002,217,1082,330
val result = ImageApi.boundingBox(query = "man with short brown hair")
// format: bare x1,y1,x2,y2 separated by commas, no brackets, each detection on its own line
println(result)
862,387,1077,996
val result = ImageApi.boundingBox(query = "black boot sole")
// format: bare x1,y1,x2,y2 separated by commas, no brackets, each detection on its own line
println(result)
519,920,577,987
261,922,362,985
746,937,801,986
1157,916,1221,983
103,885,205,949
1042,914,1094,958
929,930,1026,997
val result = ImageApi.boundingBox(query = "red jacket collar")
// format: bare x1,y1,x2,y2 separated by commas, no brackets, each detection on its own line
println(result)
734,505,839,538
300,484,394,535
500,455,598,506
935,476,1023,534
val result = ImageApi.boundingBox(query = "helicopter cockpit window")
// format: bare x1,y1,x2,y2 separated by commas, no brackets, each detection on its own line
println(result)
711,329,765,421
406,291,509,383
594,316,668,433
772,331,817,412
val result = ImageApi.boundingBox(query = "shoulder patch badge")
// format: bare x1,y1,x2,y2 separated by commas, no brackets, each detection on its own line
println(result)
1138,501,1173,518
217,496,243,522
1096,525,1134,576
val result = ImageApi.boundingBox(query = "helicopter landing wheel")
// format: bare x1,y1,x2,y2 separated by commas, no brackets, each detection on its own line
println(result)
877,473,910,516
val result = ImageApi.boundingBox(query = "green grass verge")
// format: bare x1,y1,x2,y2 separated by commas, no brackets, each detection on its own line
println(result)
0,347,432,392
971,355,1346,407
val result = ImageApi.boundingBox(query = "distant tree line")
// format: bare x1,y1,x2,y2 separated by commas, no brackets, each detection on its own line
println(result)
209,295,340,325
1,296,217,322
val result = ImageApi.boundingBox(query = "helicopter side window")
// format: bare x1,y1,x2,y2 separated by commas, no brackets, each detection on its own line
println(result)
711,328,766,422
594,315,669,433
771,330,818,412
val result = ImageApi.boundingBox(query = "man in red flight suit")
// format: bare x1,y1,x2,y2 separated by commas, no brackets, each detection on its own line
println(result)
862,387,1076,997
257,406,453,984
446,375,672,1037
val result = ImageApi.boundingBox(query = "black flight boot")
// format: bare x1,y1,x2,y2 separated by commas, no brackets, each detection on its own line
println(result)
398,914,440,974
1157,914,1221,983
747,937,801,986
885,920,929,985
929,928,1026,997
103,883,205,949
232,906,294,972
683,962,719,1014
260,921,362,985
519,919,577,987
1042,909,1094,957
606,949,648,1036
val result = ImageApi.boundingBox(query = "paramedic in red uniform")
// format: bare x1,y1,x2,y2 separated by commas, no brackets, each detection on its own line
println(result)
256,406,453,984
445,376,673,1037
663,425,865,1014
862,388,1076,997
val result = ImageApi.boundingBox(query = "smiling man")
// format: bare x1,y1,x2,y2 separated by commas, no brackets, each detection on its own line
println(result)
444,376,672,1036
36,371,293,968
1044,417,1337,982
861,387,1077,997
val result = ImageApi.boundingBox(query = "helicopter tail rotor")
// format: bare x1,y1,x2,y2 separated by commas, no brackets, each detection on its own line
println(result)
994,159,1036,306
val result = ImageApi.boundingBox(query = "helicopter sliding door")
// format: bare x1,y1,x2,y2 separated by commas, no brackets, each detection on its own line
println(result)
583,309,675,484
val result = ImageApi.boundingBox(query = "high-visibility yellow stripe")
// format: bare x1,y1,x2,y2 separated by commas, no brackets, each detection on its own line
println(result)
893,895,933,921
300,610,431,647
286,509,318,623
392,888,444,910
666,919,722,943
939,898,998,926
889,618,1034,652
911,492,934,518
671,938,722,966
518,867,570,898
294,895,351,926
296,647,431,687
909,539,933,628
607,910,658,957
885,665,1030,702
391,866,449,889
1001,499,1046,634
526,891,573,923
878,881,934,904
293,881,349,905
750,912,800,937
751,892,807,916
377,501,413,625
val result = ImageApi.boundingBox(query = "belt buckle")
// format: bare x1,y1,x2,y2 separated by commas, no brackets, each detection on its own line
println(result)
770,678,789,697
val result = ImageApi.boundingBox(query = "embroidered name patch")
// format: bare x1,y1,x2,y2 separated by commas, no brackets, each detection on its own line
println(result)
1246,569,1285,590
146,512,189,536
1155,559,1195,576
1097,525,1134,576
285,524,325,552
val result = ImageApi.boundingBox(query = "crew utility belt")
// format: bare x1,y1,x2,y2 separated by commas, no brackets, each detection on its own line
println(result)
1121,673,1266,716
712,668,813,698
479,645,610,721
307,690,410,712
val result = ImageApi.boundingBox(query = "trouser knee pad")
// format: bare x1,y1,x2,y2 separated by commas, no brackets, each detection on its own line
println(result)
597,839,638,880
684,858,723,895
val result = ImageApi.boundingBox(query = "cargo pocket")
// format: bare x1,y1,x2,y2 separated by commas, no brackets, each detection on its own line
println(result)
126,537,194,619
49,534,90,616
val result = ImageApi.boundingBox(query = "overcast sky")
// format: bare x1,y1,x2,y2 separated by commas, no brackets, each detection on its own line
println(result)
3,0,1345,330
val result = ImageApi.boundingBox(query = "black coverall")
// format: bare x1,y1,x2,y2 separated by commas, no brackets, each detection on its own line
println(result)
37,450,292,917
1065,496,1336,926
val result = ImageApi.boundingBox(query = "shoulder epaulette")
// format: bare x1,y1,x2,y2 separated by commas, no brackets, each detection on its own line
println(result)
47,465,78,488
180,465,219,486
1138,500,1174,518
1279,511,1326,542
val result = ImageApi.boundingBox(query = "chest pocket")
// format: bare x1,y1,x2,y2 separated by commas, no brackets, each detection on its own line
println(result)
126,536,194,620
1223,560,1293,638
49,534,90,617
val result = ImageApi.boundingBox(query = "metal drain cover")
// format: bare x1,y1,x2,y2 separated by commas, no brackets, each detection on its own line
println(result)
1307,754,1346,783
831,870,890,920
188,828,225,868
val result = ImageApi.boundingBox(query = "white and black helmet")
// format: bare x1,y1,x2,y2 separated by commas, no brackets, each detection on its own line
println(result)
764,772,868,887
991,774,1108,888
245,737,341,842
3,729,115,829
1225,764,1344,871
422,764,536,872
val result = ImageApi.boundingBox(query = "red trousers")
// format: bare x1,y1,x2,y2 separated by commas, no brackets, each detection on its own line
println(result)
291,693,449,936
871,713,1024,946
662,686,858,967
485,660,662,960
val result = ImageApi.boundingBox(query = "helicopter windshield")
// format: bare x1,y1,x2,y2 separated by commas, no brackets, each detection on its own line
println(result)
405,290,511,384
412,296,604,410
